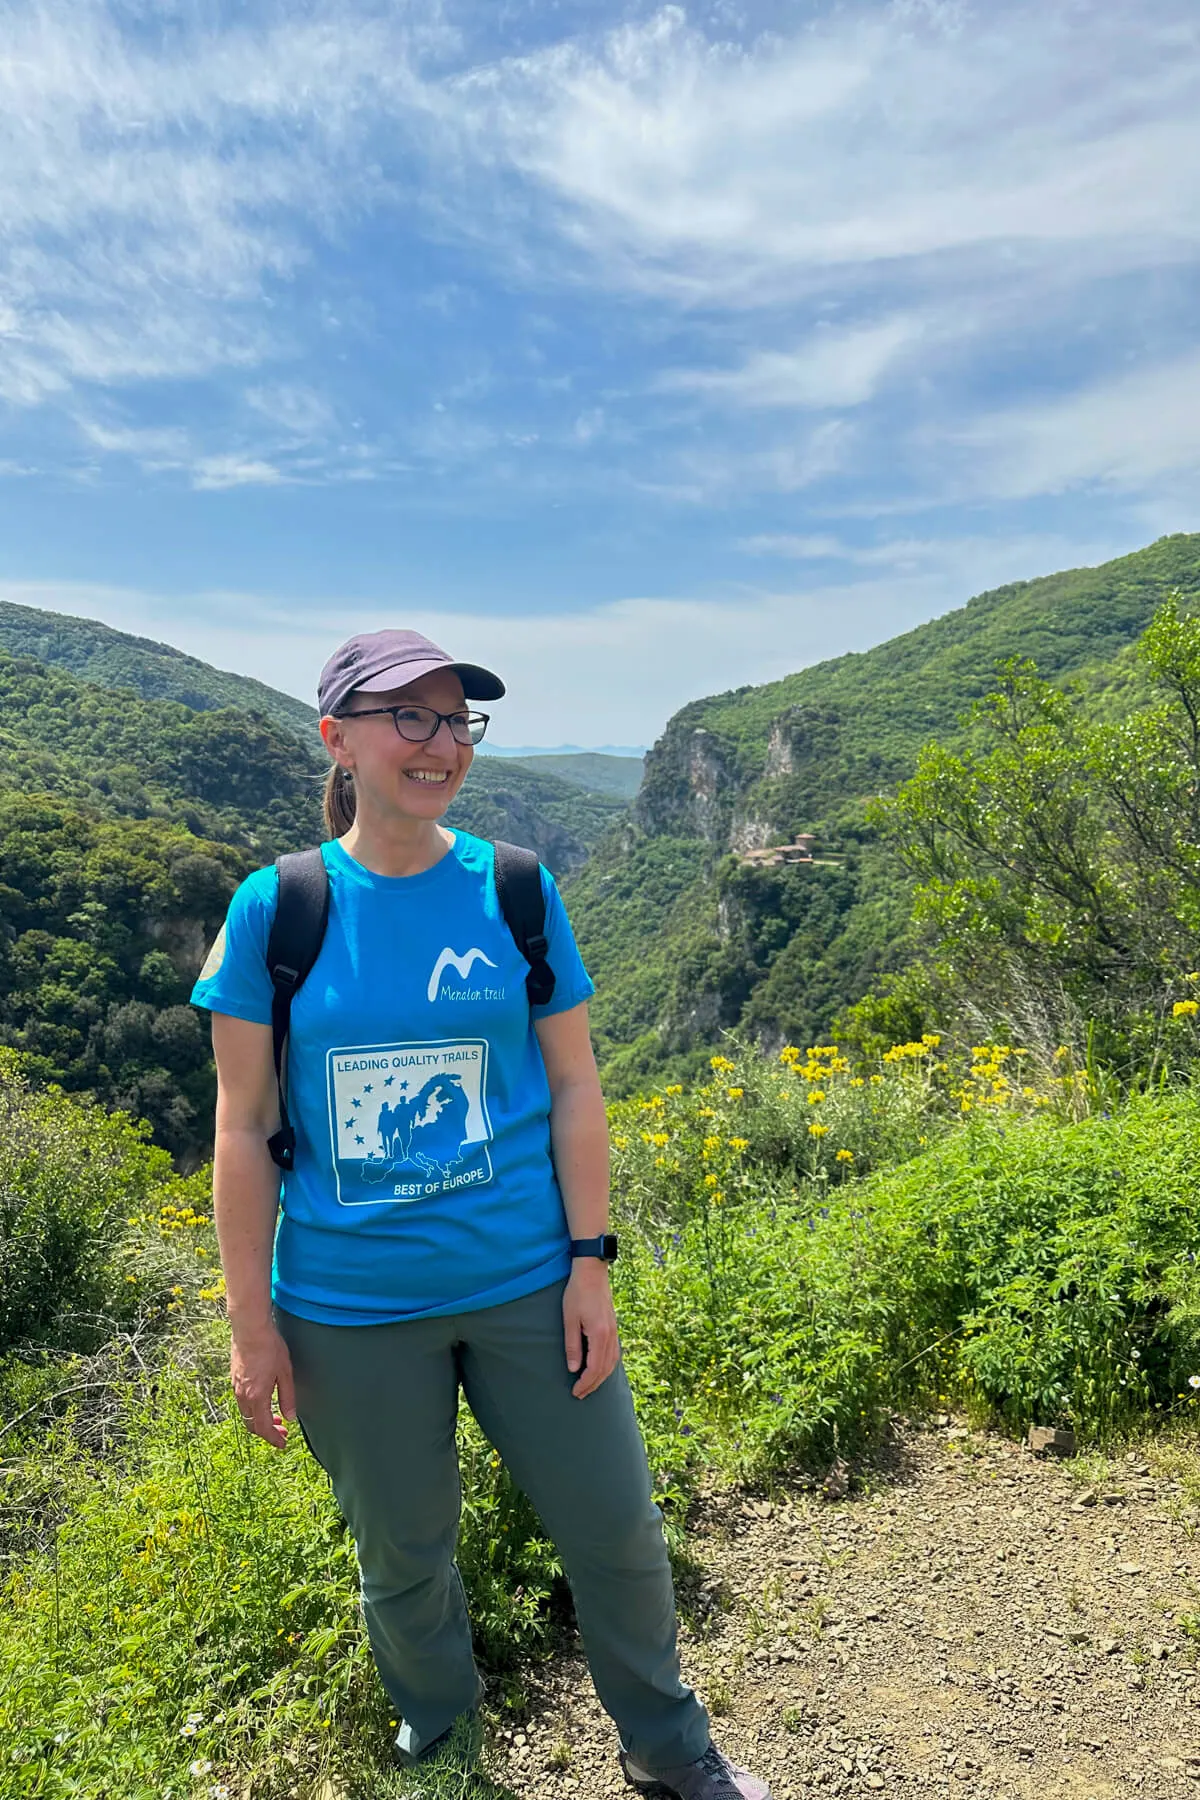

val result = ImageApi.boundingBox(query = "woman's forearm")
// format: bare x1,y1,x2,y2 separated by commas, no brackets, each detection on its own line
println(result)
548,1075,611,1237
213,1125,283,1334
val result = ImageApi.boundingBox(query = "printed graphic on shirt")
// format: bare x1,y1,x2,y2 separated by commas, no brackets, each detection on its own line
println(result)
199,924,226,981
427,945,505,1004
325,1037,494,1206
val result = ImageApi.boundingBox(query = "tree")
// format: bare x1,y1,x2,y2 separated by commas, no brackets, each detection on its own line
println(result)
877,594,1200,1069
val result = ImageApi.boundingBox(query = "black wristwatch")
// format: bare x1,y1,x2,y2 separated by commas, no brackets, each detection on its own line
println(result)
569,1234,619,1263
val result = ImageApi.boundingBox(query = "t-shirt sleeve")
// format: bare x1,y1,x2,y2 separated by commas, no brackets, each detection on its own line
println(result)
532,866,595,1020
190,866,279,1025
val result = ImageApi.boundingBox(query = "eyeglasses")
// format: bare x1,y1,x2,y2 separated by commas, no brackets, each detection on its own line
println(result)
338,704,490,746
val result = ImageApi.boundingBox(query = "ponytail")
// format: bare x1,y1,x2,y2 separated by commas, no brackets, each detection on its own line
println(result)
323,764,357,837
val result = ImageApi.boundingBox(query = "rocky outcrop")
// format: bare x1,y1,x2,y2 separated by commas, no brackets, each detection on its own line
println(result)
636,702,844,855
636,723,737,844
467,788,589,878
729,811,775,853
765,705,842,780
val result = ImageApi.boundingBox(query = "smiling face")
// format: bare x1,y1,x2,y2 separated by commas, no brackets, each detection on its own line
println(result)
320,667,473,826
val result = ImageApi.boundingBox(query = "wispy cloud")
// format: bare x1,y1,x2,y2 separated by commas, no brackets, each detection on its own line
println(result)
958,348,1200,498
245,385,337,439
0,0,420,411
660,318,923,409
451,3,1200,301
192,455,287,492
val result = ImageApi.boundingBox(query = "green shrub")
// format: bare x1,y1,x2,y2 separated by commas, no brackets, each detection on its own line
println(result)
0,1053,186,1359
614,1081,1200,1486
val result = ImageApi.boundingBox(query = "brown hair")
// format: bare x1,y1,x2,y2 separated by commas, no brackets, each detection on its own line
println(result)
323,764,357,837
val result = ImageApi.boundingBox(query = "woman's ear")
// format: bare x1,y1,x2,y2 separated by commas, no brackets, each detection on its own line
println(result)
320,714,354,771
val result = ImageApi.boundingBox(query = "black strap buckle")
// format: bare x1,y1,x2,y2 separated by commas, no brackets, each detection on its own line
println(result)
267,1124,296,1171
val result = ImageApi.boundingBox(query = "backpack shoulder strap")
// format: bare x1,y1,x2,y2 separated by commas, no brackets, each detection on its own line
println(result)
492,840,556,1008
264,846,330,1171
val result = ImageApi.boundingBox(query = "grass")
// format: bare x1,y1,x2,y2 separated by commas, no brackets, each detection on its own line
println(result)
3,1039,1200,1796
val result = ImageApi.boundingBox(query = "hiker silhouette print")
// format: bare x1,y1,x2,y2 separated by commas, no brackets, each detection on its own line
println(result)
326,1037,494,1204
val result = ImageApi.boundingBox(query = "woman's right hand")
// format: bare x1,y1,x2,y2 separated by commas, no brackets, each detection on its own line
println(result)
230,1323,297,1449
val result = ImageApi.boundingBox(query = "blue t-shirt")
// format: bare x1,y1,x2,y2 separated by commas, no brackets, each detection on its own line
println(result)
191,833,594,1326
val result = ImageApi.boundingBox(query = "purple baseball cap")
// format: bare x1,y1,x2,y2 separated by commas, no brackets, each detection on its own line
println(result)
318,628,505,717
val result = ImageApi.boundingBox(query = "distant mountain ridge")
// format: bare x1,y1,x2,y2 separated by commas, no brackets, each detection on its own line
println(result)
566,533,1200,1093
481,743,647,758
508,753,644,801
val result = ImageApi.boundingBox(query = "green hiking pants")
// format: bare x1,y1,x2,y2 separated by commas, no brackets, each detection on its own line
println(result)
275,1280,709,1768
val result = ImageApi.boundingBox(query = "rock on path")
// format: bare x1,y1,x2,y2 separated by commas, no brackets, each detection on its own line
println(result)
484,1421,1200,1800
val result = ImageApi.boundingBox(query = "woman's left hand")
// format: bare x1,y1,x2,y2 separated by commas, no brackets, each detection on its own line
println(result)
563,1261,621,1399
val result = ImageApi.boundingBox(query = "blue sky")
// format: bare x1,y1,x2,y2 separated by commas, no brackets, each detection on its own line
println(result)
1,0,1198,746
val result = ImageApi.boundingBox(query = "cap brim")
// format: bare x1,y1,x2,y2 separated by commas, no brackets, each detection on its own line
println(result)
354,658,506,702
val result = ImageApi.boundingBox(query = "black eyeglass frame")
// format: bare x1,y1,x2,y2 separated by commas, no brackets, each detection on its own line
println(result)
337,704,490,746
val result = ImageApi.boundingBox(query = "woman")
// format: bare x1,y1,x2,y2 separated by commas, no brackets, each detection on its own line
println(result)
192,627,770,1800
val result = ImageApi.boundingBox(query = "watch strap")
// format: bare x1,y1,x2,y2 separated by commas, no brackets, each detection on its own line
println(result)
569,1234,619,1263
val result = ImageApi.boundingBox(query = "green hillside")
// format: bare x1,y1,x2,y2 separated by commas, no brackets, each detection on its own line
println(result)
0,598,320,740
508,751,644,799
0,652,326,856
568,533,1200,1090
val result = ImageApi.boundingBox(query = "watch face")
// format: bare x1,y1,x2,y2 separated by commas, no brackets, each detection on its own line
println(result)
602,1234,619,1261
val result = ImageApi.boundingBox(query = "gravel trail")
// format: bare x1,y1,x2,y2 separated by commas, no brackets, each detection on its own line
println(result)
482,1421,1200,1800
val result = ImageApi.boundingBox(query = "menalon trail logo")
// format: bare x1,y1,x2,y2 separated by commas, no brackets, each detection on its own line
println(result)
427,945,500,1003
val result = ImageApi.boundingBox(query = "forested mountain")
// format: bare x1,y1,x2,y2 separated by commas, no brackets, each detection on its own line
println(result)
567,533,1200,1092
0,653,325,856
0,599,319,738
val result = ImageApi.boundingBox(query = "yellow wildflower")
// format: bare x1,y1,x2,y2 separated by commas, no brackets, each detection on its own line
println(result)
704,1173,719,1188
807,1090,825,1105
710,1054,736,1073
727,1137,749,1151
1173,999,1199,1017
808,1122,829,1139
726,1086,744,1099
835,1148,854,1163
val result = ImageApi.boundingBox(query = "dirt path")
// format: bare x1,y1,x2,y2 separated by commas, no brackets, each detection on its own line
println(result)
483,1419,1200,1800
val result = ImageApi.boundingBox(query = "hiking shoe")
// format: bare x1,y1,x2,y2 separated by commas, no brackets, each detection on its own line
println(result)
620,1743,772,1800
